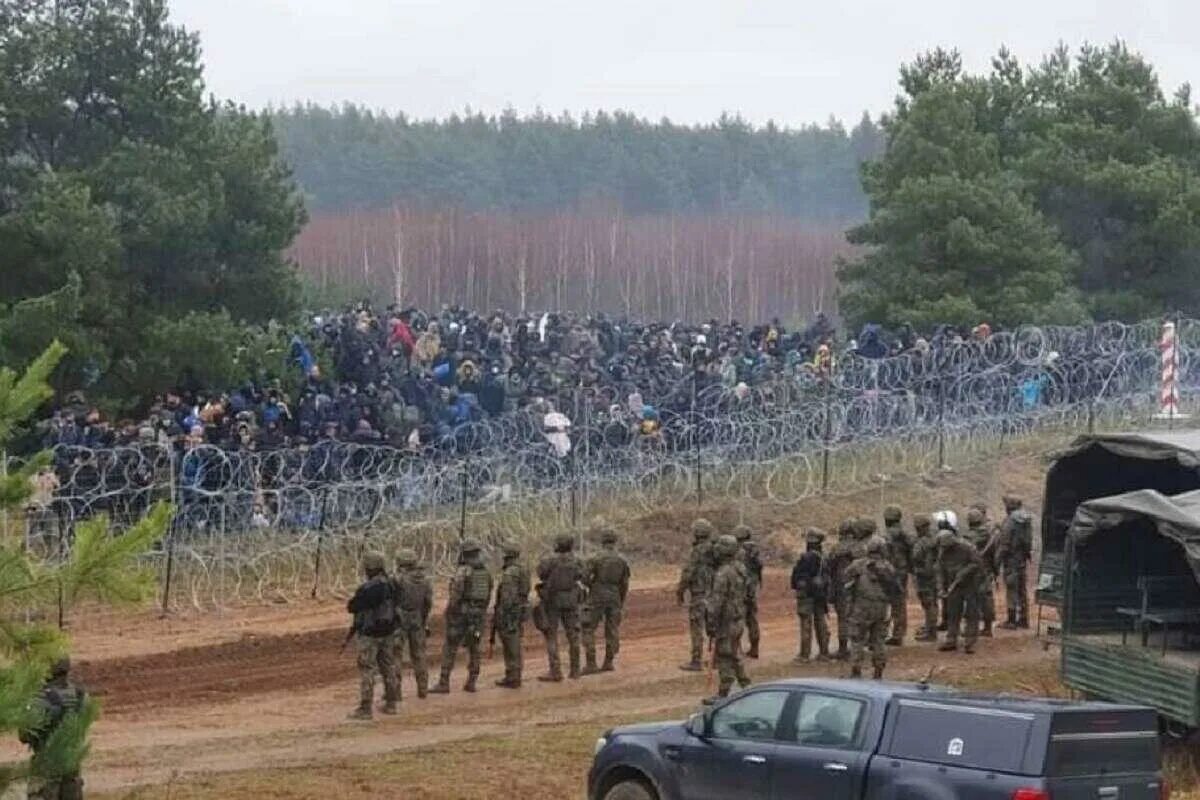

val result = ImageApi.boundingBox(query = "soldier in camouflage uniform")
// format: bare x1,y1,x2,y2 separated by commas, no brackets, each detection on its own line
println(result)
430,539,493,694
965,506,998,638
936,519,984,654
909,514,940,641
997,497,1033,629
582,526,630,674
844,537,899,679
347,551,399,719
493,541,531,688
537,533,586,682
677,519,716,671
393,548,433,699
20,658,86,800
735,524,763,659
790,528,830,662
706,535,752,701
824,519,857,660
882,506,913,646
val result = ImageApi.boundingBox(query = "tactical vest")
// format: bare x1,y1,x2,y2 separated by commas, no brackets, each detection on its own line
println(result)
464,564,493,603
715,562,747,623
886,524,911,572
594,552,627,586
849,559,890,604
688,545,715,595
356,575,396,637
396,571,429,613
545,554,578,593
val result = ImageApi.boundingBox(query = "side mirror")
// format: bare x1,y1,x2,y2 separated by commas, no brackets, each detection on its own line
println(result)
686,712,708,739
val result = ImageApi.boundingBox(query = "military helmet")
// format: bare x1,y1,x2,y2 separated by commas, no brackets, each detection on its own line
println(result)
460,538,482,554
1003,494,1023,512
395,548,418,567
805,527,826,544
49,657,70,679
883,505,902,524
966,507,985,526
500,541,521,557
554,532,575,552
855,517,878,538
600,528,619,545
733,524,753,542
912,513,932,532
866,537,887,557
691,518,714,540
714,534,739,557
970,501,989,515
837,518,854,538
362,551,386,572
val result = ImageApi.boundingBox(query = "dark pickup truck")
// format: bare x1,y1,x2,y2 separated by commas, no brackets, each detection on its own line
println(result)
589,678,1167,800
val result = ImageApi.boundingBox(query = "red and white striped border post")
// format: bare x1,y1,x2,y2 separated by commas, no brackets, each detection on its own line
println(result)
1156,320,1186,420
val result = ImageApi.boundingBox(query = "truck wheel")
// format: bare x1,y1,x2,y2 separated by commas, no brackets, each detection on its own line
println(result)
603,779,656,800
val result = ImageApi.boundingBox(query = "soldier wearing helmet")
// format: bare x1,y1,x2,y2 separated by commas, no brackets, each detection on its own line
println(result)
843,535,899,679
493,541,531,688
824,518,858,660
791,528,831,662
677,518,717,671
935,529,984,654
881,506,913,646
346,551,399,719
997,503,1033,629
965,505,998,638
909,514,940,641
431,539,493,694
20,656,87,799
582,524,630,675
734,524,763,659
705,535,752,701
393,548,433,699
536,532,586,681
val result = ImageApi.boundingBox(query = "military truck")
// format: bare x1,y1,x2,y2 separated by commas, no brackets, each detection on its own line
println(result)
1037,431,1200,616
1061,488,1200,737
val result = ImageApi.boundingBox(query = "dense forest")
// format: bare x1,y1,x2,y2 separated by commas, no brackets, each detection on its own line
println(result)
270,105,883,219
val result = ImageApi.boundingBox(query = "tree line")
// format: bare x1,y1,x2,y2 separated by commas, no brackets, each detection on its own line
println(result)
269,104,884,219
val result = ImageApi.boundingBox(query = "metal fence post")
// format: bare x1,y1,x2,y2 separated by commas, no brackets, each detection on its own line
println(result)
821,372,832,492
311,487,329,599
692,371,702,507
458,455,469,540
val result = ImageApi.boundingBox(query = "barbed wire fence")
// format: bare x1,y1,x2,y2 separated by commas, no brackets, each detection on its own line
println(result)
4,319,1198,621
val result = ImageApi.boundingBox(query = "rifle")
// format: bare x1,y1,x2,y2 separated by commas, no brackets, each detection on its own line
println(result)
338,621,356,654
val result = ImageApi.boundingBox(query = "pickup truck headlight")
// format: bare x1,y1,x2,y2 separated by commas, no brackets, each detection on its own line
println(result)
594,736,609,755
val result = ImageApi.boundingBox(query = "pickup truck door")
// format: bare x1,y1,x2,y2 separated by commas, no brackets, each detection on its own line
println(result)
770,690,869,800
675,690,790,800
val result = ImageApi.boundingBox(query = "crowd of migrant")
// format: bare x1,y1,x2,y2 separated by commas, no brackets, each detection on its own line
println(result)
25,305,1154,536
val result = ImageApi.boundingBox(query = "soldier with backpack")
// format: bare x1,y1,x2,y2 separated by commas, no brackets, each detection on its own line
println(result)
20,657,87,800
346,551,399,720
537,533,586,682
392,548,433,699
582,525,631,675
431,539,493,694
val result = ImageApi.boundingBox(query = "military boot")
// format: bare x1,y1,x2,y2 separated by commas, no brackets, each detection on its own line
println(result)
537,670,563,683
937,640,958,652
463,674,478,693
747,638,760,659
381,700,399,715
1000,612,1019,630
600,656,615,673
581,653,600,676
494,676,521,689
1017,614,1030,629
915,628,938,642
849,665,863,678
872,665,884,680
428,672,451,695
981,621,994,638
679,660,703,672
835,641,850,661
936,620,948,632
347,705,373,721
885,636,902,646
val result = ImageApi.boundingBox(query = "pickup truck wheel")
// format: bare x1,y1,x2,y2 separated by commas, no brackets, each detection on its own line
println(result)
603,779,656,800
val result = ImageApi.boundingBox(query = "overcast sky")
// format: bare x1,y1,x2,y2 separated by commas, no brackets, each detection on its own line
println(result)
171,0,1196,128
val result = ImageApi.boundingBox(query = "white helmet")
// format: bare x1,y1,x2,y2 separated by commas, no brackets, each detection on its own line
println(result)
934,509,958,532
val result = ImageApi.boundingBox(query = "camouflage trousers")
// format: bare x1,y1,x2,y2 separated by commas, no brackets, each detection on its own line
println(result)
686,599,707,664
1004,564,1029,621
944,583,980,650
356,633,398,709
27,774,83,800
583,596,623,667
832,596,852,651
795,596,829,658
850,602,889,672
439,607,486,683
914,577,938,635
498,611,525,682
393,622,429,697
978,572,996,626
889,572,909,641
712,622,750,696
744,593,760,653
543,604,581,678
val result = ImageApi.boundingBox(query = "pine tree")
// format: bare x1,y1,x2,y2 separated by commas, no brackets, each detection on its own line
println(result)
0,342,168,792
